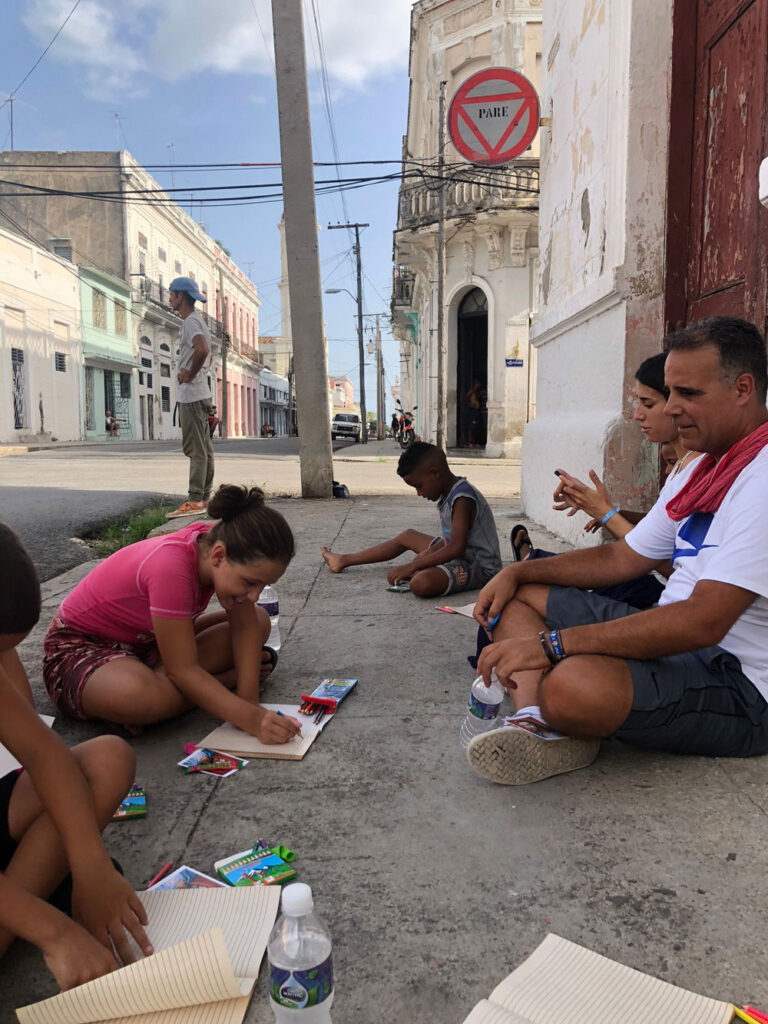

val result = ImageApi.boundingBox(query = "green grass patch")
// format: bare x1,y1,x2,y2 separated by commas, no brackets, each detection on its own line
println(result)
86,502,177,558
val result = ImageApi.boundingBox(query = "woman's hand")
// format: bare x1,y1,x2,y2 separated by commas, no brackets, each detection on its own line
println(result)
473,567,520,633
477,636,551,687
553,468,614,521
72,861,151,966
252,709,303,745
42,917,120,991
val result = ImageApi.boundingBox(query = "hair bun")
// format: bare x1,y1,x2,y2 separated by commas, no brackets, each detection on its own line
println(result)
207,484,265,523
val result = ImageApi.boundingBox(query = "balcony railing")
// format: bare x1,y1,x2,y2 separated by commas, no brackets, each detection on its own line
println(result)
397,160,539,230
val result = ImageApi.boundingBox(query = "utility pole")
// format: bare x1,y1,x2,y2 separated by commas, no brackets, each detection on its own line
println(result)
436,80,447,451
9,96,13,150
167,143,176,189
217,265,229,440
328,222,369,443
272,0,333,495
375,314,385,440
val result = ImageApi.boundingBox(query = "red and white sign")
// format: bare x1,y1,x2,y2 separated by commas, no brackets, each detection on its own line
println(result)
448,68,540,166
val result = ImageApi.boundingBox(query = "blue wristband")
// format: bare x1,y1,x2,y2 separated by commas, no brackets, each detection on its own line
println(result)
600,506,621,526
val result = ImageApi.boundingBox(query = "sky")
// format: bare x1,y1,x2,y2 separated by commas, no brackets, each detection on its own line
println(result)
0,0,415,416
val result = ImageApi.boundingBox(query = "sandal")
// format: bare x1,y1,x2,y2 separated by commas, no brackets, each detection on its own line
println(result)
510,524,532,562
262,645,279,673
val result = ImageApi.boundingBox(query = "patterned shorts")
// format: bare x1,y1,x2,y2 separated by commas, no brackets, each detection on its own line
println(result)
43,615,161,721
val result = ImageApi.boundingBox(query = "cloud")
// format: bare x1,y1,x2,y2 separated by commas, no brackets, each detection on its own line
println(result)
21,0,412,99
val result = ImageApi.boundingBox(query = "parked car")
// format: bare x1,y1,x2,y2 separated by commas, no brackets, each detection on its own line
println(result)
331,412,362,442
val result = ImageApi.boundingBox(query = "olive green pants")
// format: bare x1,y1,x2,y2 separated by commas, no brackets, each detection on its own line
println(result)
179,399,214,502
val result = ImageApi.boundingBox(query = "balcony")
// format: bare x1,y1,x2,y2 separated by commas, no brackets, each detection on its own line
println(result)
392,267,415,307
397,160,539,231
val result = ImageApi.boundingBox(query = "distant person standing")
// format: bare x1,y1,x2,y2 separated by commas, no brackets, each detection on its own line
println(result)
167,277,213,520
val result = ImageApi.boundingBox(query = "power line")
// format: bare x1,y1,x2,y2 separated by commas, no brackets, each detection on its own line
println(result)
1,0,82,108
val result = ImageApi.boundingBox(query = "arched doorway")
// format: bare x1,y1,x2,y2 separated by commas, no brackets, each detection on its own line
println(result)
456,287,488,448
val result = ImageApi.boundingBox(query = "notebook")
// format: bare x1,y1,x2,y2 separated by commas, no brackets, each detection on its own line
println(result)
196,703,331,761
462,934,733,1024
16,885,280,1024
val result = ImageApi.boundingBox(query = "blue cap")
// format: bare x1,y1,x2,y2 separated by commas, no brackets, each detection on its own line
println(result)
169,276,207,303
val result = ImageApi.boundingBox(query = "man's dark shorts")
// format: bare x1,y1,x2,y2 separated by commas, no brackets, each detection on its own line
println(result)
546,586,768,757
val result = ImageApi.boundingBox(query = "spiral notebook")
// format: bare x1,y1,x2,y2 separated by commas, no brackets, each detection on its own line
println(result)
16,886,280,1024
462,934,733,1024
196,703,331,761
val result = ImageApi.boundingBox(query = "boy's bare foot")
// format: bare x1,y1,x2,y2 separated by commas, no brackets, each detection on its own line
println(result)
321,547,347,573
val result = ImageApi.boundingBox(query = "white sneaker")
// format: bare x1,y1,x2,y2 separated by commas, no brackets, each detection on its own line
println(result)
466,717,600,785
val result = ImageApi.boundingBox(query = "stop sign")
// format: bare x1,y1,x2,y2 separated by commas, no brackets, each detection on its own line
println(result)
448,67,540,166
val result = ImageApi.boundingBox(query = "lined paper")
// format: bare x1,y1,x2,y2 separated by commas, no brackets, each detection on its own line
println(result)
463,1000,532,1024
197,703,330,761
474,934,732,1024
16,887,280,1024
0,716,55,776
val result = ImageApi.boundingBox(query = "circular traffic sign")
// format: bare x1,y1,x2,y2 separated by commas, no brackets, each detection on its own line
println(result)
448,68,540,166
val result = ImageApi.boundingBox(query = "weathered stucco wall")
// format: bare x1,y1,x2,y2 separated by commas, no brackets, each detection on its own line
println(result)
522,0,673,543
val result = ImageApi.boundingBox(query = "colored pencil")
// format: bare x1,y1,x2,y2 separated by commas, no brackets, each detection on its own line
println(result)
145,860,173,888
733,1008,763,1024
743,1009,768,1024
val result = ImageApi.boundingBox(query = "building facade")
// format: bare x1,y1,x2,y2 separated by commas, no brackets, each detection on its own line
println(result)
521,0,768,541
391,0,542,457
0,150,264,441
259,368,290,436
0,226,82,443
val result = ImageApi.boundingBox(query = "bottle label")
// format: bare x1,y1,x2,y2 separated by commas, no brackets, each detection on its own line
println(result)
259,601,279,617
270,953,333,1008
468,692,500,720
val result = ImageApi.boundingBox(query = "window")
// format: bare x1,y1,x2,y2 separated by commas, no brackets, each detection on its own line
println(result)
138,232,148,249
146,373,153,390
159,342,170,352
160,363,170,378
139,371,144,385
114,300,126,336
141,357,152,368
120,372,131,398
188,271,196,280
55,352,67,372
161,386,171,412
93,290,107,329
174,260,182,274
141,335,152,347
138,252,146,275
50,238,72,261
158,247,167,262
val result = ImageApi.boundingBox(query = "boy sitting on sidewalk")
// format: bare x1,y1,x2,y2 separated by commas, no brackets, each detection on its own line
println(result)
0,523,151,990
321,442,501,597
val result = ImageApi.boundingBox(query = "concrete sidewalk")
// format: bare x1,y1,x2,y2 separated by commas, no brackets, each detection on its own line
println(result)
3,495,767,1021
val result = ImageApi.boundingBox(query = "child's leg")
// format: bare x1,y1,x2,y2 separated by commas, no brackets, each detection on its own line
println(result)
409,568,454,598
322,529,434,573
0,736,134,957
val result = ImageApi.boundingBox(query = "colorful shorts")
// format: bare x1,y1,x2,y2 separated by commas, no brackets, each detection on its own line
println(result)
43,615,161,721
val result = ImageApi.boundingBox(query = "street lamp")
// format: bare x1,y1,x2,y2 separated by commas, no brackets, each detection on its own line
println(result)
325,286,367,443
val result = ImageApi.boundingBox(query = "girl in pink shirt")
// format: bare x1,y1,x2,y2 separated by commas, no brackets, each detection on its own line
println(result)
43,485,301,745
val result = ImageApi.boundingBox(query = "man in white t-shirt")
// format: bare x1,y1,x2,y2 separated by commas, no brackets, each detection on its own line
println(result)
166,277,213,520
467,317,768,785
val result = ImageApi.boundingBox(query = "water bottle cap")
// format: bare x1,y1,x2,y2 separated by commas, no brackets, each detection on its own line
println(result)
281,882,314,916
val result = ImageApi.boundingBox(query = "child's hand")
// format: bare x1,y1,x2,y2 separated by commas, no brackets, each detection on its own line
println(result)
386,565,414,586
42,917,120,990
254,709,302,745
72,861,151,966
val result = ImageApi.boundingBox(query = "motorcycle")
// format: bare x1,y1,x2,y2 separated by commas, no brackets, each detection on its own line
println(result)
395,400,418,449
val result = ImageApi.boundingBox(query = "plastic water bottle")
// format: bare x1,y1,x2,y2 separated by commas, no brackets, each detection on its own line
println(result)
459,673,505,750
268,883,334,1022
258,584,281,652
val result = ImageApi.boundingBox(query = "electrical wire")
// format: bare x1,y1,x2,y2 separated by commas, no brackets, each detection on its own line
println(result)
1,0,83,108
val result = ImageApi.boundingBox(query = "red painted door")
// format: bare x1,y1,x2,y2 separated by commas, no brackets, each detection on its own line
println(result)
667,0,768,331
686,0,768,324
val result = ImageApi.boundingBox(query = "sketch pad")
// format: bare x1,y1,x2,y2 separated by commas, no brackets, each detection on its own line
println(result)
16,887,280,1024
196,703,331,761
462,933,732,1024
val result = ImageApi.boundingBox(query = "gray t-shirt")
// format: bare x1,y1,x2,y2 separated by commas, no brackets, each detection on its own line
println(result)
437,477,502,586
177,311,212,404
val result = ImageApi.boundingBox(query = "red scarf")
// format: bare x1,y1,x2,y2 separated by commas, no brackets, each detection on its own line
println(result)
666,420,768,521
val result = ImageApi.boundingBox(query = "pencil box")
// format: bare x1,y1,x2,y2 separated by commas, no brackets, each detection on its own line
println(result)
301,678,358,713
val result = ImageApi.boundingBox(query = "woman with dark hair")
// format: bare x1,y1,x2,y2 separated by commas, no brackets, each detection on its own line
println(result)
508,353,701,609
42,486,301,742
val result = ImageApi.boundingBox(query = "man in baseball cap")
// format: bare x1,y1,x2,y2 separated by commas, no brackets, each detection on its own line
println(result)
167,277,214,519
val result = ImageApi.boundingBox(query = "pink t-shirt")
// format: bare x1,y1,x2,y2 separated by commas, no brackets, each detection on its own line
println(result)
60,522,216,644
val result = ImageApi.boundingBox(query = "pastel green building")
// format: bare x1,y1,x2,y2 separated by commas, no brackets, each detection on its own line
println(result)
79,266,137,439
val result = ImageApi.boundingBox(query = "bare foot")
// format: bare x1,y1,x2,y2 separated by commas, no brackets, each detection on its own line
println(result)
321,547,347,573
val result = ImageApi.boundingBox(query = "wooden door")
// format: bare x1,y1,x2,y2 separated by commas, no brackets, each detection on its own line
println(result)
665,0,768,332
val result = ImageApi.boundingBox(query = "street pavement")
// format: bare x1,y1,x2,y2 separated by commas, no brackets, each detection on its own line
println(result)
2,494,767,1021
0,437,521,580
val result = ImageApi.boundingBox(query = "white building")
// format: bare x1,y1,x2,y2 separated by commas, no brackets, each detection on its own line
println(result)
0,226,82,443
392,0,542,457
522,0,766,541
259,368,290,436
259,215,293,379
